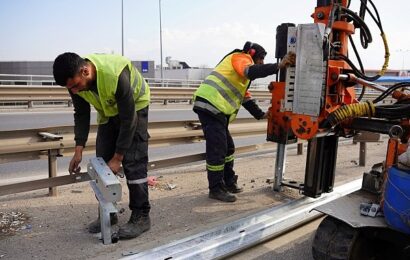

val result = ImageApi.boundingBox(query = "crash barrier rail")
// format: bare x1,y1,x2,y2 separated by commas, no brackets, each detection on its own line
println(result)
0,74,203,87
0,85,396,108
0,73,269,89
0,85,272,108
0,118,273,197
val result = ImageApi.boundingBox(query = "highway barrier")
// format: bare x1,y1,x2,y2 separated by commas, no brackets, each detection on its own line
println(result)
0,118,272,196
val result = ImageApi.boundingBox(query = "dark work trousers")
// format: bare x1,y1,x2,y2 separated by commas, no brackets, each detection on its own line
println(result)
195,110,237,191
96,107,150,216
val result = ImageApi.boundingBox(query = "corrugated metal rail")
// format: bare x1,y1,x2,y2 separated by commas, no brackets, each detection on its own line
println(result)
0,118,272,196
0,85,395,108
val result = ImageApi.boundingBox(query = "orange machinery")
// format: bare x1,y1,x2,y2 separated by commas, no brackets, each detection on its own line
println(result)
266,0,410,198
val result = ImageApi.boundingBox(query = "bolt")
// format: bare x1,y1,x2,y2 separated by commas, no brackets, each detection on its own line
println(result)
317,12,325,20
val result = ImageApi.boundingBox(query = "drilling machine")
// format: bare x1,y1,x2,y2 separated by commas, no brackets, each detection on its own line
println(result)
267,0,410,258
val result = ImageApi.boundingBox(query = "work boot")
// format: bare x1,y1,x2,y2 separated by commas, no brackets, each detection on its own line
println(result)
225,182,243,193
87,213,118,234
118,211,151,239
225,175,243,193
209,187,237,202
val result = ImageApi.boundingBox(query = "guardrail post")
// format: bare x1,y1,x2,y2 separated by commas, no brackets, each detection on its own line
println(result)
359,142,366,166
48,149,59,196
274,143,287,191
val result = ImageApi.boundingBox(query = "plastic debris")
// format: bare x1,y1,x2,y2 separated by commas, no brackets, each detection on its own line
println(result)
166,183,177,190
0,211,28,236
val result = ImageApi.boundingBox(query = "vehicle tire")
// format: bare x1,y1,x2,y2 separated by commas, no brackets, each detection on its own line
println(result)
312,216,373,260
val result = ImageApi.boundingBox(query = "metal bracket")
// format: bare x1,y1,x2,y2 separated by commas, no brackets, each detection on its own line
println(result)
88,157,122,245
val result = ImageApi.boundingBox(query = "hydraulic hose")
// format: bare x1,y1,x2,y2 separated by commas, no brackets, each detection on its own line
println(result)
325,101,375,127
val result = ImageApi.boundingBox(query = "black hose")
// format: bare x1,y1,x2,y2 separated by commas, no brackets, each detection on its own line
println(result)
375,104,410,119
348,35,366,101
373,82,410,104
337,54,381,81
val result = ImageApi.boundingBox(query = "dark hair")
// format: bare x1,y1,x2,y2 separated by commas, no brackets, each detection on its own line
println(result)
53,52,86,86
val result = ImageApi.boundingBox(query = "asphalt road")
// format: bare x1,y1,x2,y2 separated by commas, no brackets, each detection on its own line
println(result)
0,104,267,130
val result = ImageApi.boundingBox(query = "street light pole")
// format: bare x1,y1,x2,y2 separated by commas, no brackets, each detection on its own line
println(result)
121,0,124,56
396,49,410,71
159,0,164,87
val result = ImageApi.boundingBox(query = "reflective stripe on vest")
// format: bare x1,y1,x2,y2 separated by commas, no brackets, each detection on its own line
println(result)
209,71,243,102
193,100,222,115
131,68,147,99
193,52,251,121
77,54,150,124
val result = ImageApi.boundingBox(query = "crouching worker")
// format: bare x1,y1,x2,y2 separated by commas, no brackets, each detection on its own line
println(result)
193,41,295,202
53,52,151,239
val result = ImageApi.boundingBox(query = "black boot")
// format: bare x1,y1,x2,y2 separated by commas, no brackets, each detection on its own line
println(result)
225,183,243,193
225,175,243,193
209,185,237,202
88,213,118,234
118,211,151,239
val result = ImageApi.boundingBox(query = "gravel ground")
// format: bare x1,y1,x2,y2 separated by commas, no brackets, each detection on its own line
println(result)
0,140,387,260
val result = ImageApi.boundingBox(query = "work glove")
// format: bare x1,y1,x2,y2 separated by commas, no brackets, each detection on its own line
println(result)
278,51,296,69
262,111,270,119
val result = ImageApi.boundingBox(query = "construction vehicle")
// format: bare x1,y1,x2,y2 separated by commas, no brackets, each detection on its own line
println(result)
267,0,410,259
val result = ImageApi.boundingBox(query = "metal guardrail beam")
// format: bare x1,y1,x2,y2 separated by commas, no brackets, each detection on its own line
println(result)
0,85,395,106
0,86,271,108
121,179,362,259
0,118,269,196
0,118,266,164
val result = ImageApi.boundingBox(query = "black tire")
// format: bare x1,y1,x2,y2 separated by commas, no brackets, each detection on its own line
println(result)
312,216,374,260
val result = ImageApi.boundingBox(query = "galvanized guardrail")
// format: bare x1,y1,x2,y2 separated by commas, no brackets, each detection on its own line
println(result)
0,85,272,108
0,85,396,109
0,118,271,196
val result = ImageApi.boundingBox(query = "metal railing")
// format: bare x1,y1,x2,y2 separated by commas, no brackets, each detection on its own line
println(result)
0,118,270,196
0,74,398,108
0,85,273,108
0,74,270,89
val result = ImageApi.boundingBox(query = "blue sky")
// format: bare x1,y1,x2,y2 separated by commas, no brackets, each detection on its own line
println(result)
1,0,409,70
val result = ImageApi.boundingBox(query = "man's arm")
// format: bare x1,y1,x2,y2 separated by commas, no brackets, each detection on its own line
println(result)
115,67,137,155
68,91,91,174
242,91,266,120
69,91,91,147
243,51,296,81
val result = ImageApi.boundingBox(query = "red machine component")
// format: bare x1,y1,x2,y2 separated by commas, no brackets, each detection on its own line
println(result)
268,0,357,141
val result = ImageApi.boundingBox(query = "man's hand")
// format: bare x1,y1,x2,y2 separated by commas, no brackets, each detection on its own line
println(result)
262,111,270,119
69,146,83,174
278,51,296,69
108,153,124,175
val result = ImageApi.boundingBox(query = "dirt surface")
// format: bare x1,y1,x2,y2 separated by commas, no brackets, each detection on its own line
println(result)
0,140,387,260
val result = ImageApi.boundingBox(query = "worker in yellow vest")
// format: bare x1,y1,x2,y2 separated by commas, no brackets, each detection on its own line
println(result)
193,42,295,202
53,53,151,239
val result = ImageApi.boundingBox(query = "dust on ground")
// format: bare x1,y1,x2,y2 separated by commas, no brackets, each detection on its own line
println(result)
0,140,387,259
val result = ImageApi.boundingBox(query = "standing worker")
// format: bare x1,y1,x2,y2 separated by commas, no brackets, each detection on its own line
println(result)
53,52,151,239
193,42,295,202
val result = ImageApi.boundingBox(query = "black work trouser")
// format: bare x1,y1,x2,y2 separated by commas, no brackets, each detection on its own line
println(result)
96,107,150,215
195,110,237,191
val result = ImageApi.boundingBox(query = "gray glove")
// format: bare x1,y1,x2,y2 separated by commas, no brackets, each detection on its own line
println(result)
278,51,296,69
